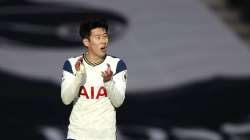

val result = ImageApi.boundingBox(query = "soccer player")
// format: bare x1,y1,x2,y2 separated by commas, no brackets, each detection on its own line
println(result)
61,18,127,140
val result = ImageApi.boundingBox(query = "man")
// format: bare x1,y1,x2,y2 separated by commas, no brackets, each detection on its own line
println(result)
61,18,127,140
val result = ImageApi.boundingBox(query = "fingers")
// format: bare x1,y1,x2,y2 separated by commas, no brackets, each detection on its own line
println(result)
107,63,112,72
102,63,113,82
107,63,110,68
106,64,113,75
75,56,83,71
77,56,83,63
101,71,109,78
107,63,111,73
101,71,106,77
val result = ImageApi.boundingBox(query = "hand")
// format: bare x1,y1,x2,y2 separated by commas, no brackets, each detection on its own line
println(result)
75,56,83,71
102,64,113,82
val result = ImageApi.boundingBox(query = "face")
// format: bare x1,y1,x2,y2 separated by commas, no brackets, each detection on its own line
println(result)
83,27,109,58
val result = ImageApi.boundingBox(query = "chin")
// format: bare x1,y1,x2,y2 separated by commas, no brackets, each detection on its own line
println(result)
99,52,107,57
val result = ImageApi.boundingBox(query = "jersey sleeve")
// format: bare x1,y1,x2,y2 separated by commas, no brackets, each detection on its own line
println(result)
61,59,86,105
104,59,127,108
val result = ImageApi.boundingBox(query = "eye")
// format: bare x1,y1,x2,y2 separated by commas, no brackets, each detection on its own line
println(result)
94,35,108,40
95,36,101,40
103,35,108,39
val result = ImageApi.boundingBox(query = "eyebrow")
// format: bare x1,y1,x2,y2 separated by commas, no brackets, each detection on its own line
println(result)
92,33,108,36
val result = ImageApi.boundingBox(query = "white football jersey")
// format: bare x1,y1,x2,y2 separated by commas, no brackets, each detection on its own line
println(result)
61,54,127,140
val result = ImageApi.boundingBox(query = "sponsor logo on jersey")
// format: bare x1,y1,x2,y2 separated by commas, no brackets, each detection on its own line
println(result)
79,86,107,99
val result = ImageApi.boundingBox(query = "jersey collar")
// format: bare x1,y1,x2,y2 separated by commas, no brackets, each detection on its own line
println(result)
83,53,106,67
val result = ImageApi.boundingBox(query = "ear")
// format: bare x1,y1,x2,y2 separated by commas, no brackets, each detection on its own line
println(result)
82,38,89,48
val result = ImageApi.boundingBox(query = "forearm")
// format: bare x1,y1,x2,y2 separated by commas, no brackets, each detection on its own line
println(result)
61,65,85,105
104,71,127,108
61,76,82,105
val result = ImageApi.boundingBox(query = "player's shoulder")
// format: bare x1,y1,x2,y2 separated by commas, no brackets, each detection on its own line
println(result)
106,55,125,63
106,55,127,74
62,55,81,74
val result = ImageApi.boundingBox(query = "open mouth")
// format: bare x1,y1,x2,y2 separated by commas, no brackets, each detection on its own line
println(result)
101,47,107,51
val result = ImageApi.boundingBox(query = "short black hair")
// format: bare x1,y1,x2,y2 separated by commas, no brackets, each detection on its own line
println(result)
79,18,109,39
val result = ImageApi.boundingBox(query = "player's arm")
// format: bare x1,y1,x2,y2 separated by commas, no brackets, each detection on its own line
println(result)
61,57,86,105
102,61,127,108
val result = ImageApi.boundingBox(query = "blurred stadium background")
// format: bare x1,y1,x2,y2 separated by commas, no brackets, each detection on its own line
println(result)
1,0,250,139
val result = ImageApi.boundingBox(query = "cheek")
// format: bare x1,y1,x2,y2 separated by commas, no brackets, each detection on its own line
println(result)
92,40,99,45
95,41,103,47
89,41,97,47
91,43,101,51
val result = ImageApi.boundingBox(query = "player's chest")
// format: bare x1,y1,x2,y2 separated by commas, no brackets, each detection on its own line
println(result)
80,66,107,99
84,65,106,83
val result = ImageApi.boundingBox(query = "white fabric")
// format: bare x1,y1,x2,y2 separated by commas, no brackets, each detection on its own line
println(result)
61,55,127,140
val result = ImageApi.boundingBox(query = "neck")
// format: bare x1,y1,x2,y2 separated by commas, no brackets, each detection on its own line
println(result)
84,52,106,66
